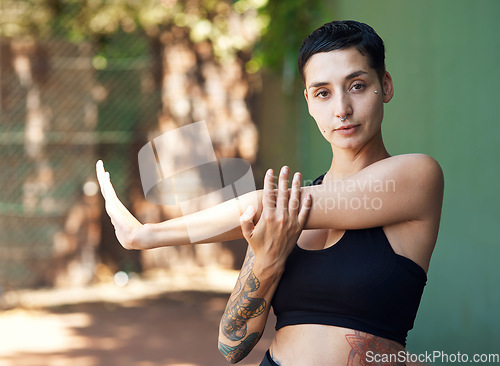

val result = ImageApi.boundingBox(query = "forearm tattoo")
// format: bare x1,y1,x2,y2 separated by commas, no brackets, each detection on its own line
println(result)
219,251,267,361
218,332,261,362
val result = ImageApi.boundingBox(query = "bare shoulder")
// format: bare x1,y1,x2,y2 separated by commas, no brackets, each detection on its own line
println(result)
393,153,442,170
367,154,444,221
379,155,444,271
400,153,443,190
378,153,442,172
372,154,444,190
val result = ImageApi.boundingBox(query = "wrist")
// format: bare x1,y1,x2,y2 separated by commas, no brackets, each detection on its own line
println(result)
252,256,285,283
131,223,149,250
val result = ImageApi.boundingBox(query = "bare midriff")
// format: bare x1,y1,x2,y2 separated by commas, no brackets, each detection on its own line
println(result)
270,324,406,366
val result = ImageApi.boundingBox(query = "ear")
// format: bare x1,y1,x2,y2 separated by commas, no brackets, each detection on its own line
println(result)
382,71,394,103
304,89,313,115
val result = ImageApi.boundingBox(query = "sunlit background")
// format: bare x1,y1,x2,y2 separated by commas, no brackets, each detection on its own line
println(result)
1,0,499,365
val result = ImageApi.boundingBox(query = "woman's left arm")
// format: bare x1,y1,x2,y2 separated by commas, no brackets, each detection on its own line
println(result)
301,154,444,230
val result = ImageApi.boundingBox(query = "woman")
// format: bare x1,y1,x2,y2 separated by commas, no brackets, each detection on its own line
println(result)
97,21,443,366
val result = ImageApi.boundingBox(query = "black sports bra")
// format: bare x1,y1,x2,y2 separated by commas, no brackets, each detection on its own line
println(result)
271,174,427,346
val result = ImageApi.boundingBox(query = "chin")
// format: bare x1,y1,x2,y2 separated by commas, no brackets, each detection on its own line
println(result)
332,139,363,151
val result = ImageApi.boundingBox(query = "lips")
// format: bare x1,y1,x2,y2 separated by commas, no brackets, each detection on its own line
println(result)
334,124,360,135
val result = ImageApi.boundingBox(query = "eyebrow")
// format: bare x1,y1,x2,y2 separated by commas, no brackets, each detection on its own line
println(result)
307,70,369,90
308,81,330,89
345,70,368,80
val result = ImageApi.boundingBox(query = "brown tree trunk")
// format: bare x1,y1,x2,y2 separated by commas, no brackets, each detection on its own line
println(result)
138,26,259,272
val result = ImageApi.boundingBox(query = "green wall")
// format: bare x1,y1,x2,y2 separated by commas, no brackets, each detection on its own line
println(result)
293,0,500,357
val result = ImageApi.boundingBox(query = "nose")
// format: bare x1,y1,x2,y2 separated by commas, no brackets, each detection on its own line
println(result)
335,92,352,120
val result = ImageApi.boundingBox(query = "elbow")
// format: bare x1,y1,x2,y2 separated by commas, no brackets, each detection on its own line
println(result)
218,330,246,364
218,325,261,363
218,341,242,364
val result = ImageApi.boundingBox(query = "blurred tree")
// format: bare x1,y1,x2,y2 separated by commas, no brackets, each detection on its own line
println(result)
0,0,325,73
1,0,266,60
256,0,326,83
0,0,325,286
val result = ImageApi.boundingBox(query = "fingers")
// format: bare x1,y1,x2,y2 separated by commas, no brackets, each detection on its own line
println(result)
262,169,276,210
96,160,123,214
276,166,290,212
288,172,302,217
288,171,311,228
96,160,116,199
96,160,108,198
96,160,111,196
240,205,256,239
297,193,312,228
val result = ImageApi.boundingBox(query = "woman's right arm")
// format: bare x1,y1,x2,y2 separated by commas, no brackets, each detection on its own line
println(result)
218,246,273,363
218,167,311,363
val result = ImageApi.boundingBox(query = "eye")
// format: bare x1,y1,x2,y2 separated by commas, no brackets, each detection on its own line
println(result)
351,83,365,91
314,90,330,98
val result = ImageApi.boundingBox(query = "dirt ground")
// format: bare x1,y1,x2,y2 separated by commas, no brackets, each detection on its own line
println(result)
0,269,275,366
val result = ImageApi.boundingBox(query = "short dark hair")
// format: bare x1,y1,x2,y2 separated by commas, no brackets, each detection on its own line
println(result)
298,20,386,84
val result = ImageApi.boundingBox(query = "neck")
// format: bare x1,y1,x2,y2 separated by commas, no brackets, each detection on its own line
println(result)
325,132,390,181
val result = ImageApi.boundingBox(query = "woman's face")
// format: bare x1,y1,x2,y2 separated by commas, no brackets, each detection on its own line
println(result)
303,47,393,151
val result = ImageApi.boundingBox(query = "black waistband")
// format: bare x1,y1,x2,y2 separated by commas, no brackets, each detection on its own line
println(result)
259,350,279,366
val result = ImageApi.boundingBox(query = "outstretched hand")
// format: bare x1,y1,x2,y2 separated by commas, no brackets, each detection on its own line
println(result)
239,166,312,275
96,160,142,250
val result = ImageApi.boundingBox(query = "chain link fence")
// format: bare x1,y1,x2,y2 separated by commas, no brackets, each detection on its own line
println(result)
0,0,265,291
0,29,160,290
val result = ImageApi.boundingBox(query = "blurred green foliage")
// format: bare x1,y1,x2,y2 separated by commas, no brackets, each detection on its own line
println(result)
256,0,327,74
0,0,325,74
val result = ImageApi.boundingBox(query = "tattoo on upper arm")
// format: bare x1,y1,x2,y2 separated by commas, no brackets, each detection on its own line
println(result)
219,248,267,361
